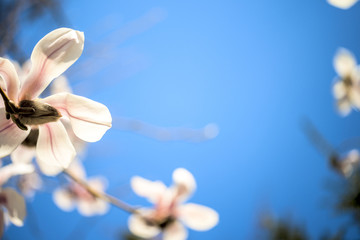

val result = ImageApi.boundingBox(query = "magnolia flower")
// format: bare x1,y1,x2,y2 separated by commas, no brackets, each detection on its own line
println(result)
0,162,34,237
332,48,360,115
330,150,360,178
327,0,358,9
0,28,112,176
53,161,109,216
128,168,219,240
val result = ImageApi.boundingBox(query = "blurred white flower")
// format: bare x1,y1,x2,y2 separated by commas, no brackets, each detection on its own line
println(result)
128,168,219,240
332,48,360,115
0,28,112,176
327,0,358,9
0,162,34,237
53,161,109,216
331,150,360,178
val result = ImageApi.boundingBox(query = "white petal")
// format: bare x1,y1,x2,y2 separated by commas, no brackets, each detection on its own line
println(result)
0,163,35,186
163,221,188,240
53,188,75,212
328,0,358,9
334,48,357,77
77,200,95,216
337,99,352,116
128,211,160,239
131,176,167,203
179,203,219,231
88,177,107,192
349,88,360,108
2,188,26,226
172,168,196,202
332,81,347,99
77,198,109,216
10,144,36,164
0,58,20,102
19,28,84,100
0,108,30,158
36,122,76,176
43,93,112,142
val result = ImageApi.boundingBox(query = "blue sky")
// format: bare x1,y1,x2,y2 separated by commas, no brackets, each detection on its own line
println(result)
6,0,360,239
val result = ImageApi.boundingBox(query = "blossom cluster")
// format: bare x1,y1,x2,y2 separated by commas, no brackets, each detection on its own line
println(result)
0,28,218,239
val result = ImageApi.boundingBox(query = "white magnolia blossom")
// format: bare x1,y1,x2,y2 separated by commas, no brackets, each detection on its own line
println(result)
128,168,219,240
53,161,109,216
0,162,34,237
332,150,360,178
0,28,112,176
332,48,360,116
327,0,358,9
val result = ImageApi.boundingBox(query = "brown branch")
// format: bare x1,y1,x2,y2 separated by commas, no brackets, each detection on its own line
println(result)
63,169,139,214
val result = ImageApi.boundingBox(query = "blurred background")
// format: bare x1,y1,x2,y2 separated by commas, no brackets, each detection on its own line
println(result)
2,0,360,239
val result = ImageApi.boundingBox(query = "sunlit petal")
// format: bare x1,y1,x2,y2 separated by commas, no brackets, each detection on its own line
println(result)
179,203,219,231
128,210,160,239
10,144,36,164
328,0,358,9
88,177,107,193
163,221,188,240
337,99,352,116
334,48,357,77
172,168,196,202
36,122,76,176
0,163,35,186
19,28,84,100
348,88,360,108
43,93,112,142
0,58,20,102
53,188,75,212
131,176,167,203
0,108,30,158
2,188,26,226
332,81,346,100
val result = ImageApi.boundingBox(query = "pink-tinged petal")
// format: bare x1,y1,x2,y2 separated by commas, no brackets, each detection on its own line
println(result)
0,163,35,186
0,108,30,158
43,93,112,142
163,221,188,240
18,172,43,198
53,188,75,212
36,122,76,176
19,28,84,100
172,168,196,202
131,176,167,203
327,0,358,9
0,58,20,102
128,210,160,239
2,188,26,226
179,203,219,231
333,48,357,77
10,144,36,164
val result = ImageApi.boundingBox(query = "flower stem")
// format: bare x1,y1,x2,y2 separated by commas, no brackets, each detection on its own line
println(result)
63,169,138,214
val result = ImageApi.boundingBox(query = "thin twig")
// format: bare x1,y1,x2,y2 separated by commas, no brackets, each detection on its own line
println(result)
62,169,138,214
